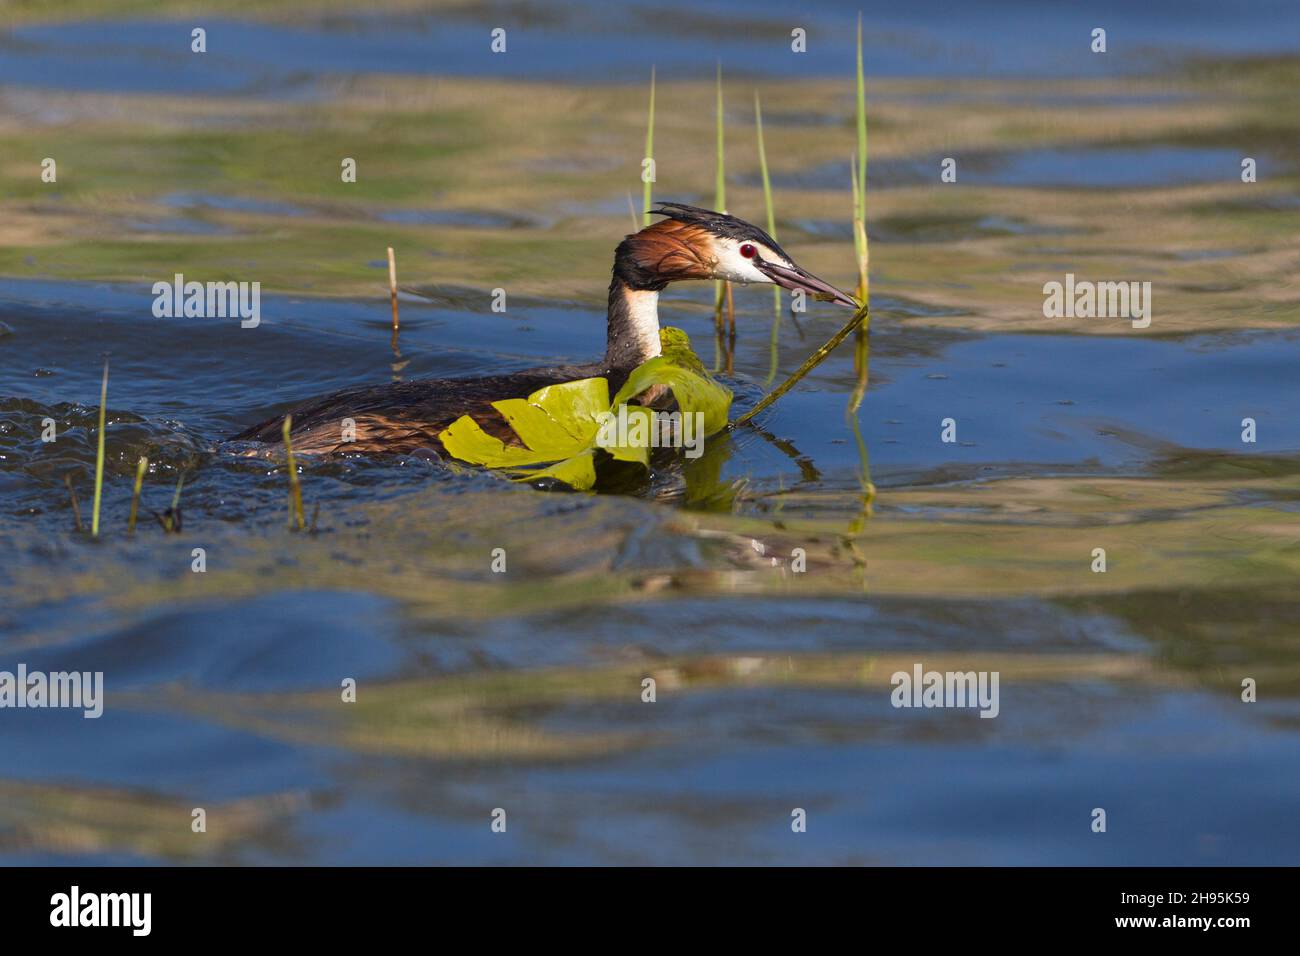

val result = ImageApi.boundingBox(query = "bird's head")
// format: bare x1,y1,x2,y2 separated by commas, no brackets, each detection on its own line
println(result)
614,202,858,307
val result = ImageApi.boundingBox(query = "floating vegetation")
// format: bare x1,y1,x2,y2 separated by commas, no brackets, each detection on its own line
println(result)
439,328,731,491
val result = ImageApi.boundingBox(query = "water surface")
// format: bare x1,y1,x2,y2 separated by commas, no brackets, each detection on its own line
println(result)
2,2,1298,866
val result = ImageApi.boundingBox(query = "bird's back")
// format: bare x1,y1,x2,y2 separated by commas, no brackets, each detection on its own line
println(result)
228,363,621,456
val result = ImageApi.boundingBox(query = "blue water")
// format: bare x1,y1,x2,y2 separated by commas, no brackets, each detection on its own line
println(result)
3,0,1299,94
4,278,1297,494
764,146,1267,192
3,1,1299,867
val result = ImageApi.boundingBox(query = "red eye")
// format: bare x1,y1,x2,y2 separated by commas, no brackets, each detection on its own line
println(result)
739,243,757,259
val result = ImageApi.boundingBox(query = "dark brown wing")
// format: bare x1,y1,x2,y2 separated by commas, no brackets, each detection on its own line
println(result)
227,364,620,456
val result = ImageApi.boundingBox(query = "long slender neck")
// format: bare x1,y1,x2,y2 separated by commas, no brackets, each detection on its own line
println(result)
604,237,663,370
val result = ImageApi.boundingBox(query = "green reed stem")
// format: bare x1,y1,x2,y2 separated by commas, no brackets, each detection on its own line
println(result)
157,471,186,533
730,300,869,429
642,66,656,227
849,412,876,517
626,192,640,234
844,411,874,591
127,455,147,535
715,63,726,212
283,415,305,531
171,471,185,512
855,14,867,234
65,474,83,532
755,92,777,243
713,63,728,322
755,90,782,384
848,14,871,414
91,357,108,537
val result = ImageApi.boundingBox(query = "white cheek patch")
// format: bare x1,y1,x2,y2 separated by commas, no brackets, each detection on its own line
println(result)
711,238,779,285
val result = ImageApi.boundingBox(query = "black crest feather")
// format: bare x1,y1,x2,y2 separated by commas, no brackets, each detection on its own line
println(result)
650,202,791,261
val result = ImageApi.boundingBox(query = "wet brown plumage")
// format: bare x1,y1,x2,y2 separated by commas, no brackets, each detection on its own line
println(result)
229,364,627,455
619,218,715,283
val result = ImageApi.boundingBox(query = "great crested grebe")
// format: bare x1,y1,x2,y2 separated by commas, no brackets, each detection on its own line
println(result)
230,203,857,456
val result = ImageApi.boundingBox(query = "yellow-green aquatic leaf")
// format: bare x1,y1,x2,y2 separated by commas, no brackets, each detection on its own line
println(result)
438,415,560,468
609,327,732,435
441,377,611,467
595,405,654,466
518,377,610,444
612,358,731,436
657,327,713,375
658,326,696,358
491,399,587,457
514,450,598,491
441,332,726,484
